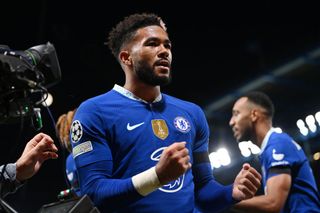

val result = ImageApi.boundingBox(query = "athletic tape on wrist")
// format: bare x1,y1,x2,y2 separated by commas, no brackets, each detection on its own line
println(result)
132,166,162,196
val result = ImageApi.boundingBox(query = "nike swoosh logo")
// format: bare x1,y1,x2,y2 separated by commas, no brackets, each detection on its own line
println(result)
127,122,145,131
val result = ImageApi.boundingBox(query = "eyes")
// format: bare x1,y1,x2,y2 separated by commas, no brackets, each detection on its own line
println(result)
232,110,239,117
231,111,241,120
145,39,171,50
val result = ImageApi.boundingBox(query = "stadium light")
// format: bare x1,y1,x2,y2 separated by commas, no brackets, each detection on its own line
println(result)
315,111,320,126
238,141,261,157
305,115,317,133
296,119,309,136
209,147,231,169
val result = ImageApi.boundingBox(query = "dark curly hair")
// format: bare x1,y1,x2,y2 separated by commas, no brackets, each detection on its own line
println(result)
107,13,166,59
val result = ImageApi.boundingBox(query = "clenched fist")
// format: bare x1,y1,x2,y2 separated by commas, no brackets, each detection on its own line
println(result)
155,142,192,184
232,163,262,201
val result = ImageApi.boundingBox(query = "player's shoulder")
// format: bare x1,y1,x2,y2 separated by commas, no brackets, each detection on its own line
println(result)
266,131,297,152
269,131,292,144
163,93,202,111
78,90,118,109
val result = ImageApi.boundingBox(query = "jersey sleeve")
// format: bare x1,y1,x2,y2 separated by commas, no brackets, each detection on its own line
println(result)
192,106,236,212
263,134,298,170
70,100,142,210
70,100,112,167
262,133,299,179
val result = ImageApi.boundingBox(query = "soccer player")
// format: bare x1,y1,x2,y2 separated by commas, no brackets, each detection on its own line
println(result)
70,13,261,212
229,91,320,212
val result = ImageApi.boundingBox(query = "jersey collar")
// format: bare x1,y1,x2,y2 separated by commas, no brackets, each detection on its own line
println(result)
113,84,162,104
259,127,276,154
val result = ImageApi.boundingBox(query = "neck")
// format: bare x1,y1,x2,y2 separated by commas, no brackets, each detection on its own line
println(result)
124,81,160,103
254,121,272,147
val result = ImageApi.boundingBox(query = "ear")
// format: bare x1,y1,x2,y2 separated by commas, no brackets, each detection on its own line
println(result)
119,51,132,66
251,109,259,122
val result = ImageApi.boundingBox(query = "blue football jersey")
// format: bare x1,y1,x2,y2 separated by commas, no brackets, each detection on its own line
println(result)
70,85,216,212
66,153,81,197
259,129,320,212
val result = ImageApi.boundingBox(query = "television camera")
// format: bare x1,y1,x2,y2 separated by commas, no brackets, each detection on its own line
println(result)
0,42,61,125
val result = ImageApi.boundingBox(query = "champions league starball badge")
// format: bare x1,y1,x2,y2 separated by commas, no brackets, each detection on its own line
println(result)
71,120,83,143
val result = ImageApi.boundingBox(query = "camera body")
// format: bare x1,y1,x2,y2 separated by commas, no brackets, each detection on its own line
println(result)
0,42,61,124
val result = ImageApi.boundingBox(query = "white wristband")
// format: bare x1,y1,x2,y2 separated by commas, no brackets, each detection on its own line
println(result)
132,166,162,196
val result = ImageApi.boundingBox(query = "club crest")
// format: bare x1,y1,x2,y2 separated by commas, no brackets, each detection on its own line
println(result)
174,116,191,133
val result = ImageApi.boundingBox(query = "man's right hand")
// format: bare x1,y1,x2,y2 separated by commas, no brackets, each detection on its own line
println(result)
232,163,261,201
155,142,191,185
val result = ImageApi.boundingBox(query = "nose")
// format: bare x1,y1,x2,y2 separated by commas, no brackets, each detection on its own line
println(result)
158,44,170,59
229,117,234,127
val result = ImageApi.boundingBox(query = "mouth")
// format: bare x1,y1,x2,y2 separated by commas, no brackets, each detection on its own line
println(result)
232,128,238,138
155,60,170,70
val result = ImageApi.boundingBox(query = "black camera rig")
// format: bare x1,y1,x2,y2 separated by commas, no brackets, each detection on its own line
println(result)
0,42,61,124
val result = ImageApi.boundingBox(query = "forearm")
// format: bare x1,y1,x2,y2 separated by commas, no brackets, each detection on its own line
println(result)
233,195,280,213
196,181,236,213
193,162,237,212
83,174,142,210
78,161,157,211
234,173,291,213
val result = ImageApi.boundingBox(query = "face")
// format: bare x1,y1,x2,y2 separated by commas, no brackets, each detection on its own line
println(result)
229,97,254,142
129,25,172,86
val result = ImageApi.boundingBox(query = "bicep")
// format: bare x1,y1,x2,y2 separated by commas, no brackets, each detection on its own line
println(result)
265,173,291,209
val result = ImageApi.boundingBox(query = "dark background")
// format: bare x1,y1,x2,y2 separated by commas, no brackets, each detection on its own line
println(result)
1,1,320,212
